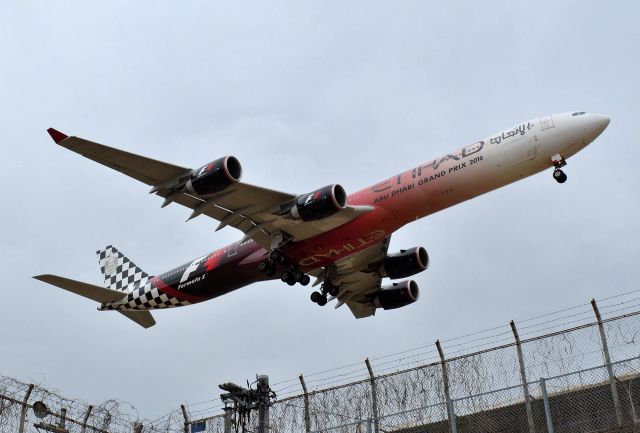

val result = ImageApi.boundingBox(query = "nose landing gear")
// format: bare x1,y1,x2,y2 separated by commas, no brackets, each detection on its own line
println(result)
553,169,567,183
551,154,568,184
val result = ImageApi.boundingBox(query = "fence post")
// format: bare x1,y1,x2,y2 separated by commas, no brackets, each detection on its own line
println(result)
59,407,67,430
591,299,623,426
511,320,536,433
257,375,270,433
80,405,93,433
181,404,190,433
18,383,34,433
365,358,380,433
540,378,554,433
299,374,312,433
436,340,457,433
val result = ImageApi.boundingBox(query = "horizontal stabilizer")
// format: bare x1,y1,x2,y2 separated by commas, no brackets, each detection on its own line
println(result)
33,274,126,303
33,275,156,328
118,310,156,328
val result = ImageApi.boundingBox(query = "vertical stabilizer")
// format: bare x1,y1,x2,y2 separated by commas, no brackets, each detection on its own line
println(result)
97,245,152,292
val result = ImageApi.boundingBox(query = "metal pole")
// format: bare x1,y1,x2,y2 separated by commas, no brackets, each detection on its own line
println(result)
299,374,311,433
511,320,536,433
18,384,34,433
436,340,457,433
365,358,380,433
540,378,554,433
181,404,190,433
591,299,623,425
223,407,233,433
80,405,93,433
257,375,270,433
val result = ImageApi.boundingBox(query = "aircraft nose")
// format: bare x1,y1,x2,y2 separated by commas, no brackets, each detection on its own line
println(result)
592,114,610,134
580,113,610,143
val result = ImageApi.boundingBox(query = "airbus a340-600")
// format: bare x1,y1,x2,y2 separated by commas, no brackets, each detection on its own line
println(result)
35,112,609,328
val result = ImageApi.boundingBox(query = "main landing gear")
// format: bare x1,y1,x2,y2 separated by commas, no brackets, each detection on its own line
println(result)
257,248,311,287
551,154,568,184
310,282,339,307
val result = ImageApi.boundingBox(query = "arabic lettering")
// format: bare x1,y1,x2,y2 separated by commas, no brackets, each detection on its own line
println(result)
489,122,531,145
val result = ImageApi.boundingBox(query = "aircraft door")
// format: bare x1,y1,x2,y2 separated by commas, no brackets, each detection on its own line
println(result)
540,115,555,131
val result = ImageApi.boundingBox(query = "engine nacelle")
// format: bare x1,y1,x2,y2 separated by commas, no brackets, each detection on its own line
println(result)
380,247,429,279
373,280,420,310
290,184,347,221
185,156,242,196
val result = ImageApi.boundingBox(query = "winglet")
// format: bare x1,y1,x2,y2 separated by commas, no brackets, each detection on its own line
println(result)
47,128,69,143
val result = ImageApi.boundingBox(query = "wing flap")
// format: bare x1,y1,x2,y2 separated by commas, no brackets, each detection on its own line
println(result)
345,300,376,318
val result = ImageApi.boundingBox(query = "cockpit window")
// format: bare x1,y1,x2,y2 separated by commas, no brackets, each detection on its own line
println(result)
572,111,586,116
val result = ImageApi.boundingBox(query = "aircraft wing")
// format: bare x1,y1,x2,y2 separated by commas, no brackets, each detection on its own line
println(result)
47,129,373,250
312,236,392,318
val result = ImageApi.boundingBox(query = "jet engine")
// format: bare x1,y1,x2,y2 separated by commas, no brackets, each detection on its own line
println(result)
373,280,420,310
184,156,242,196
380,247,429,279
290,184,347,221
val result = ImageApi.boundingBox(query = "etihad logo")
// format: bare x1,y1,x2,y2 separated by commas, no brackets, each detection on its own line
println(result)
299,229,386,266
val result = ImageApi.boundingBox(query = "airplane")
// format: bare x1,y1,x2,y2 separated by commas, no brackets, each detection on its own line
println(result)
34,112,610,328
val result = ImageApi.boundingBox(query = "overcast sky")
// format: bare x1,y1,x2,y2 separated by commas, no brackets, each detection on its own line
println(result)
2,0,639,421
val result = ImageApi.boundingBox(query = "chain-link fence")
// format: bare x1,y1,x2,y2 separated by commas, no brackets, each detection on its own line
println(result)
194,298,640,433
2,296,640,433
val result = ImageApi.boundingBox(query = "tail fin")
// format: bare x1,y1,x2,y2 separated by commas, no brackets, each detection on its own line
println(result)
97,245,152,293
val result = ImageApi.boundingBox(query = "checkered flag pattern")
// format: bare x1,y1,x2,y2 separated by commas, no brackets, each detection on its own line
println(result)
115,285,191,310
97,245,152,293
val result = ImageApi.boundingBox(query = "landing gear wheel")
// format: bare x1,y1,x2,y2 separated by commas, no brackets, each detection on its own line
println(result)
323,283,339,297
311,291,328,306
300,275,311,286
287,278,296,286
258,261,269,273
280,271,291,283
553,169,567,184
292,270,304,282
